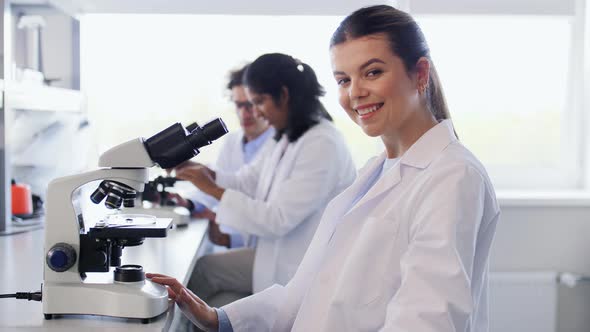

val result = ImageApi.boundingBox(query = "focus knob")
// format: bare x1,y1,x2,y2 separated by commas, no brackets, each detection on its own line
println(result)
46,243,77,272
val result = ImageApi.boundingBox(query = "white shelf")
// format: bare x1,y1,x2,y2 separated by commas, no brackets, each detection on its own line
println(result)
2,80,85,113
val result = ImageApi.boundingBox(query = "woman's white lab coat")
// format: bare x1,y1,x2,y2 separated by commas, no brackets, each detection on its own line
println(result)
221,120,501,331
215,119,356,292
183,128,275,210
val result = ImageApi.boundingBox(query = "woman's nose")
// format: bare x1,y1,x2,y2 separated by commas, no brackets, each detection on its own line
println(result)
349,79,368,99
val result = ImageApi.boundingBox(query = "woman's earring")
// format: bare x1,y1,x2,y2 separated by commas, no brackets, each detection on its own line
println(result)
418,82,427,94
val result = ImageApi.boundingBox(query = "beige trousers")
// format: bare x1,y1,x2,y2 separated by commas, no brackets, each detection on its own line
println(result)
188,247,255,307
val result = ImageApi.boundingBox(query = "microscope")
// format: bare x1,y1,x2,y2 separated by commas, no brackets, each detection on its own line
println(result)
42,119,227,322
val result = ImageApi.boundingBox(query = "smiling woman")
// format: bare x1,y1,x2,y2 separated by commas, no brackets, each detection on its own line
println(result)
329,21,448,158
331,37,434,145
147,5,500,332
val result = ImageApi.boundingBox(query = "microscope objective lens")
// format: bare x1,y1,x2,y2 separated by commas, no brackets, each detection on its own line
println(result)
90,181,111,204
105,193,123,209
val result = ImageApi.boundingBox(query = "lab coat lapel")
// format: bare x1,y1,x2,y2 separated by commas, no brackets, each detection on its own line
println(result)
347,157,401,215
319,155,385,227
344,120,458,217
256,136,288,201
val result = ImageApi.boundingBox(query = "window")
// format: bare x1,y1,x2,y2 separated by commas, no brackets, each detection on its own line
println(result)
414,14,578,189
81,2,588,190
81,14,380,171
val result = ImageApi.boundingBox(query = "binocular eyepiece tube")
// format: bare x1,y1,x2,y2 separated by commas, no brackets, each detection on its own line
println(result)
144,118,228,169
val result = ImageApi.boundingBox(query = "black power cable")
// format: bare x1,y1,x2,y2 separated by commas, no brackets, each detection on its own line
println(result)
0,291,42,301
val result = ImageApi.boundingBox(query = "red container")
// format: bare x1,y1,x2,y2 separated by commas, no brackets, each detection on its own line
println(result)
11,182,33,215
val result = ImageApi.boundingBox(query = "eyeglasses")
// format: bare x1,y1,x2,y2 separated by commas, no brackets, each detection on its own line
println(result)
235,101,253,112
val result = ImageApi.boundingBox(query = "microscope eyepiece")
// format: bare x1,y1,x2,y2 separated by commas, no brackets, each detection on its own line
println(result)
201,118,228,142
187,118,228,150
144,118,228,169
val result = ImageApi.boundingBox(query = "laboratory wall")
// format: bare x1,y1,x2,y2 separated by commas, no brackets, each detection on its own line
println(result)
490,203,590,332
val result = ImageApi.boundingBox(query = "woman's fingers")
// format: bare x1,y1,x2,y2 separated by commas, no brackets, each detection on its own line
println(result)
147,273,216,330
146,273,182,301
148,275,186,297
150,275,182,288
176,168,199,182
167,286,178,301
176,167,216,192
174,160,198,172
175,170,193,182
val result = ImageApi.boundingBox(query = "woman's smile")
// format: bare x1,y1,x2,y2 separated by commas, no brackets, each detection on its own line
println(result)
354,102,384,119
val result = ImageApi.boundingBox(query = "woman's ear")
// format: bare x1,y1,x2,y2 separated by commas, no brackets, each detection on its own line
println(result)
415,57,430,93
280,86,290,110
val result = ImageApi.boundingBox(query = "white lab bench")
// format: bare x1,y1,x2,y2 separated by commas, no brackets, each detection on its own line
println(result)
0,220,208,331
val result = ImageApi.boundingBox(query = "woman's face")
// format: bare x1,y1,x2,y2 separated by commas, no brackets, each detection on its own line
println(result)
330,34,422,138
245,88,288,131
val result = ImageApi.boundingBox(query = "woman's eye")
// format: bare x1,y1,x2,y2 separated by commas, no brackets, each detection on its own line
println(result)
366,69,383,77
336,77,350,86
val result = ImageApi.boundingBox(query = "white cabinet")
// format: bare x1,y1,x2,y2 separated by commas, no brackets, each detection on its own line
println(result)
4,81,84,112
0,1,83,233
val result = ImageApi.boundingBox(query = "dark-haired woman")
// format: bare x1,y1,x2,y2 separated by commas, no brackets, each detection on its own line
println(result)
168,53,356,308
149,5,500,332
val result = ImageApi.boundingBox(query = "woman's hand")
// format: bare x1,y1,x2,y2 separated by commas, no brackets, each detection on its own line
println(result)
176,165,225,200
192,206,217,221
164,192,191,208
208,219,231,248
146,273,219,331
165,160,202,175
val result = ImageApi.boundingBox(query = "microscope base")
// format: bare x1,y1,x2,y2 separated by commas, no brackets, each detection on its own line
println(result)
42,279,169,320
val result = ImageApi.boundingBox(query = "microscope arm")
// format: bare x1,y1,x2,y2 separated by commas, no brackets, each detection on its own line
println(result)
44,168,149,283
99,138,155,168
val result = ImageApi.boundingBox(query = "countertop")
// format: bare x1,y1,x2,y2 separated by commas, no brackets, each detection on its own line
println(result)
0,219,208,331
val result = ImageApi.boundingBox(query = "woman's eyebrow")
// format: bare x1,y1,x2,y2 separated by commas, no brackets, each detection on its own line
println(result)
333,58,386,76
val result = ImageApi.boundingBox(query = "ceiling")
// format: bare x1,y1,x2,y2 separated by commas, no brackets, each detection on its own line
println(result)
11,0,575,17
42,0,393,16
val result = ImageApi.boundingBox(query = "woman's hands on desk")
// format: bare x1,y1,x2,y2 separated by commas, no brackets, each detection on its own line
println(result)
146,273,219,331
175,164,226,201
191,206,216,221
186,205,230,248
208,220,231,248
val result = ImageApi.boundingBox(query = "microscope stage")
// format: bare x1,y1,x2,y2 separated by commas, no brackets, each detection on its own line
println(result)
88,218,172,238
